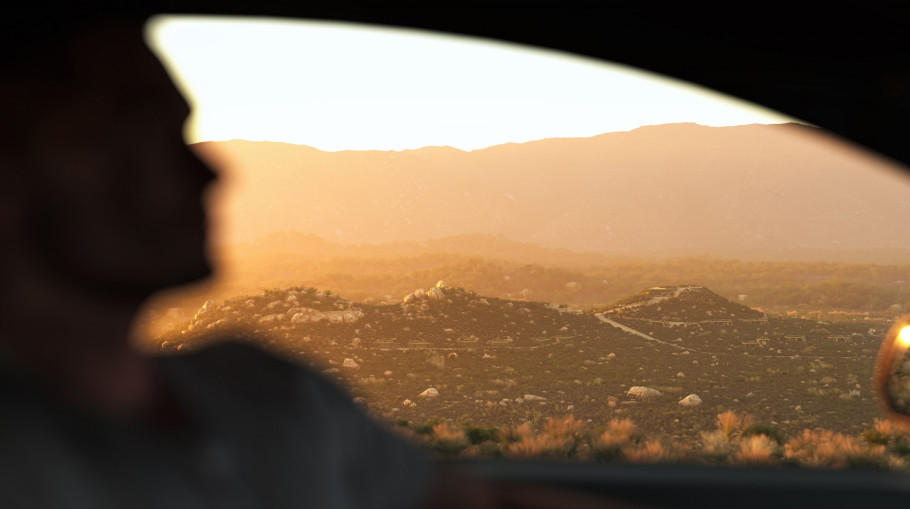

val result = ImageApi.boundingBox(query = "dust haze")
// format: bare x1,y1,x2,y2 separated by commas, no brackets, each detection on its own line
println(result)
136,123,910,467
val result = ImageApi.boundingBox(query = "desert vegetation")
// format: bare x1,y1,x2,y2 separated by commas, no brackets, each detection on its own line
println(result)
388,412,910,470
132,122,910,471
146,279,902,467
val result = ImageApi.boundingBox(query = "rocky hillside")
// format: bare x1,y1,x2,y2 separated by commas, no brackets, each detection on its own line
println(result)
605,285,766,322
160,281,606,353
153,282,889,447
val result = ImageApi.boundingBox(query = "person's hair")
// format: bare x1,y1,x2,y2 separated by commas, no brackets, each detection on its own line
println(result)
0,5,150,160
0,2,148,68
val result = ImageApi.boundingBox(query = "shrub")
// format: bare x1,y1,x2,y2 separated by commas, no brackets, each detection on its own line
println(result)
388,415,910,469
591,418,641,462
863,427,890,446
504,422,577,460
716,411,753,442
742,423,783,445
463,441,504,458
431,422,470,458
464,425,500,445
543,415,588,441
862,419,910,457
699,430,731,463
785,429,890,470
733,435,779,465
412,417,444,436
624,441,677,464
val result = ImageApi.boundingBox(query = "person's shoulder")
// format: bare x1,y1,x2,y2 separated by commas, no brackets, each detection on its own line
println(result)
156,339,316,398
163,339,286,369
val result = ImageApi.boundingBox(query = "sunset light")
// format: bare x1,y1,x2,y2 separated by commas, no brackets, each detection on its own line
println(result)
899,325,910,347
137,14,910,471
145,15,796,152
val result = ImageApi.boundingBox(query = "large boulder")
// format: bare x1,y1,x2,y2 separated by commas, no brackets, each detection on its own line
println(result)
517,394,548,403
427,287,445,301
627,386,663,398
342,358,360,369
679,394,702,406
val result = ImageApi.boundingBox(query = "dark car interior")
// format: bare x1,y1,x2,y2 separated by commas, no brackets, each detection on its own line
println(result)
19,1,910,507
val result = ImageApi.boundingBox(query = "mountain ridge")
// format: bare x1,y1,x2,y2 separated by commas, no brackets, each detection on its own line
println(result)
193,122,910,262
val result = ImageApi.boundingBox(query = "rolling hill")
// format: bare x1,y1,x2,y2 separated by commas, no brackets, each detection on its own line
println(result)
155,282,887,447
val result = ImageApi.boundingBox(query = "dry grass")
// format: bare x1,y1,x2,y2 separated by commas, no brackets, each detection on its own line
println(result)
716,410,753,442
505,421,579,459
700,429,732,460
389,415,910,470
624,440,676,464
733,435,779,465
543,415,587,441
591,418,641,461
784,429,891,469
431,422,470,456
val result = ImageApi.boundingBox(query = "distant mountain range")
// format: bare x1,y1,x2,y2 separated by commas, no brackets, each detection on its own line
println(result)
193,123,910,262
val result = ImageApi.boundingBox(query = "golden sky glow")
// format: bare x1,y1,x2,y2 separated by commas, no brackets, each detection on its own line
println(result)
146,15,798,152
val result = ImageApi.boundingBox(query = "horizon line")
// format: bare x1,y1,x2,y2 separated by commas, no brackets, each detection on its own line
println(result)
188,121,809,153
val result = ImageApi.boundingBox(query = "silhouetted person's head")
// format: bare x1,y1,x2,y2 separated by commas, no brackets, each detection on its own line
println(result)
0,13,215,302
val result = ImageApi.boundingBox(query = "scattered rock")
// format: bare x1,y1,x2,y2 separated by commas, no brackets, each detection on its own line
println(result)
426,352,446,369
627,386,663,398
342,358,359,369
678,394,702,406
419,388,440,399
519,394,548,403
193,299,216,320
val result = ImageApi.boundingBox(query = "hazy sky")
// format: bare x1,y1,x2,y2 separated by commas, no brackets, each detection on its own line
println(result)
146,15,797,152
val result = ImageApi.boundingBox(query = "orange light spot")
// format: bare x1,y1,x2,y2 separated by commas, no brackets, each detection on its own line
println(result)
899,326,910,347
